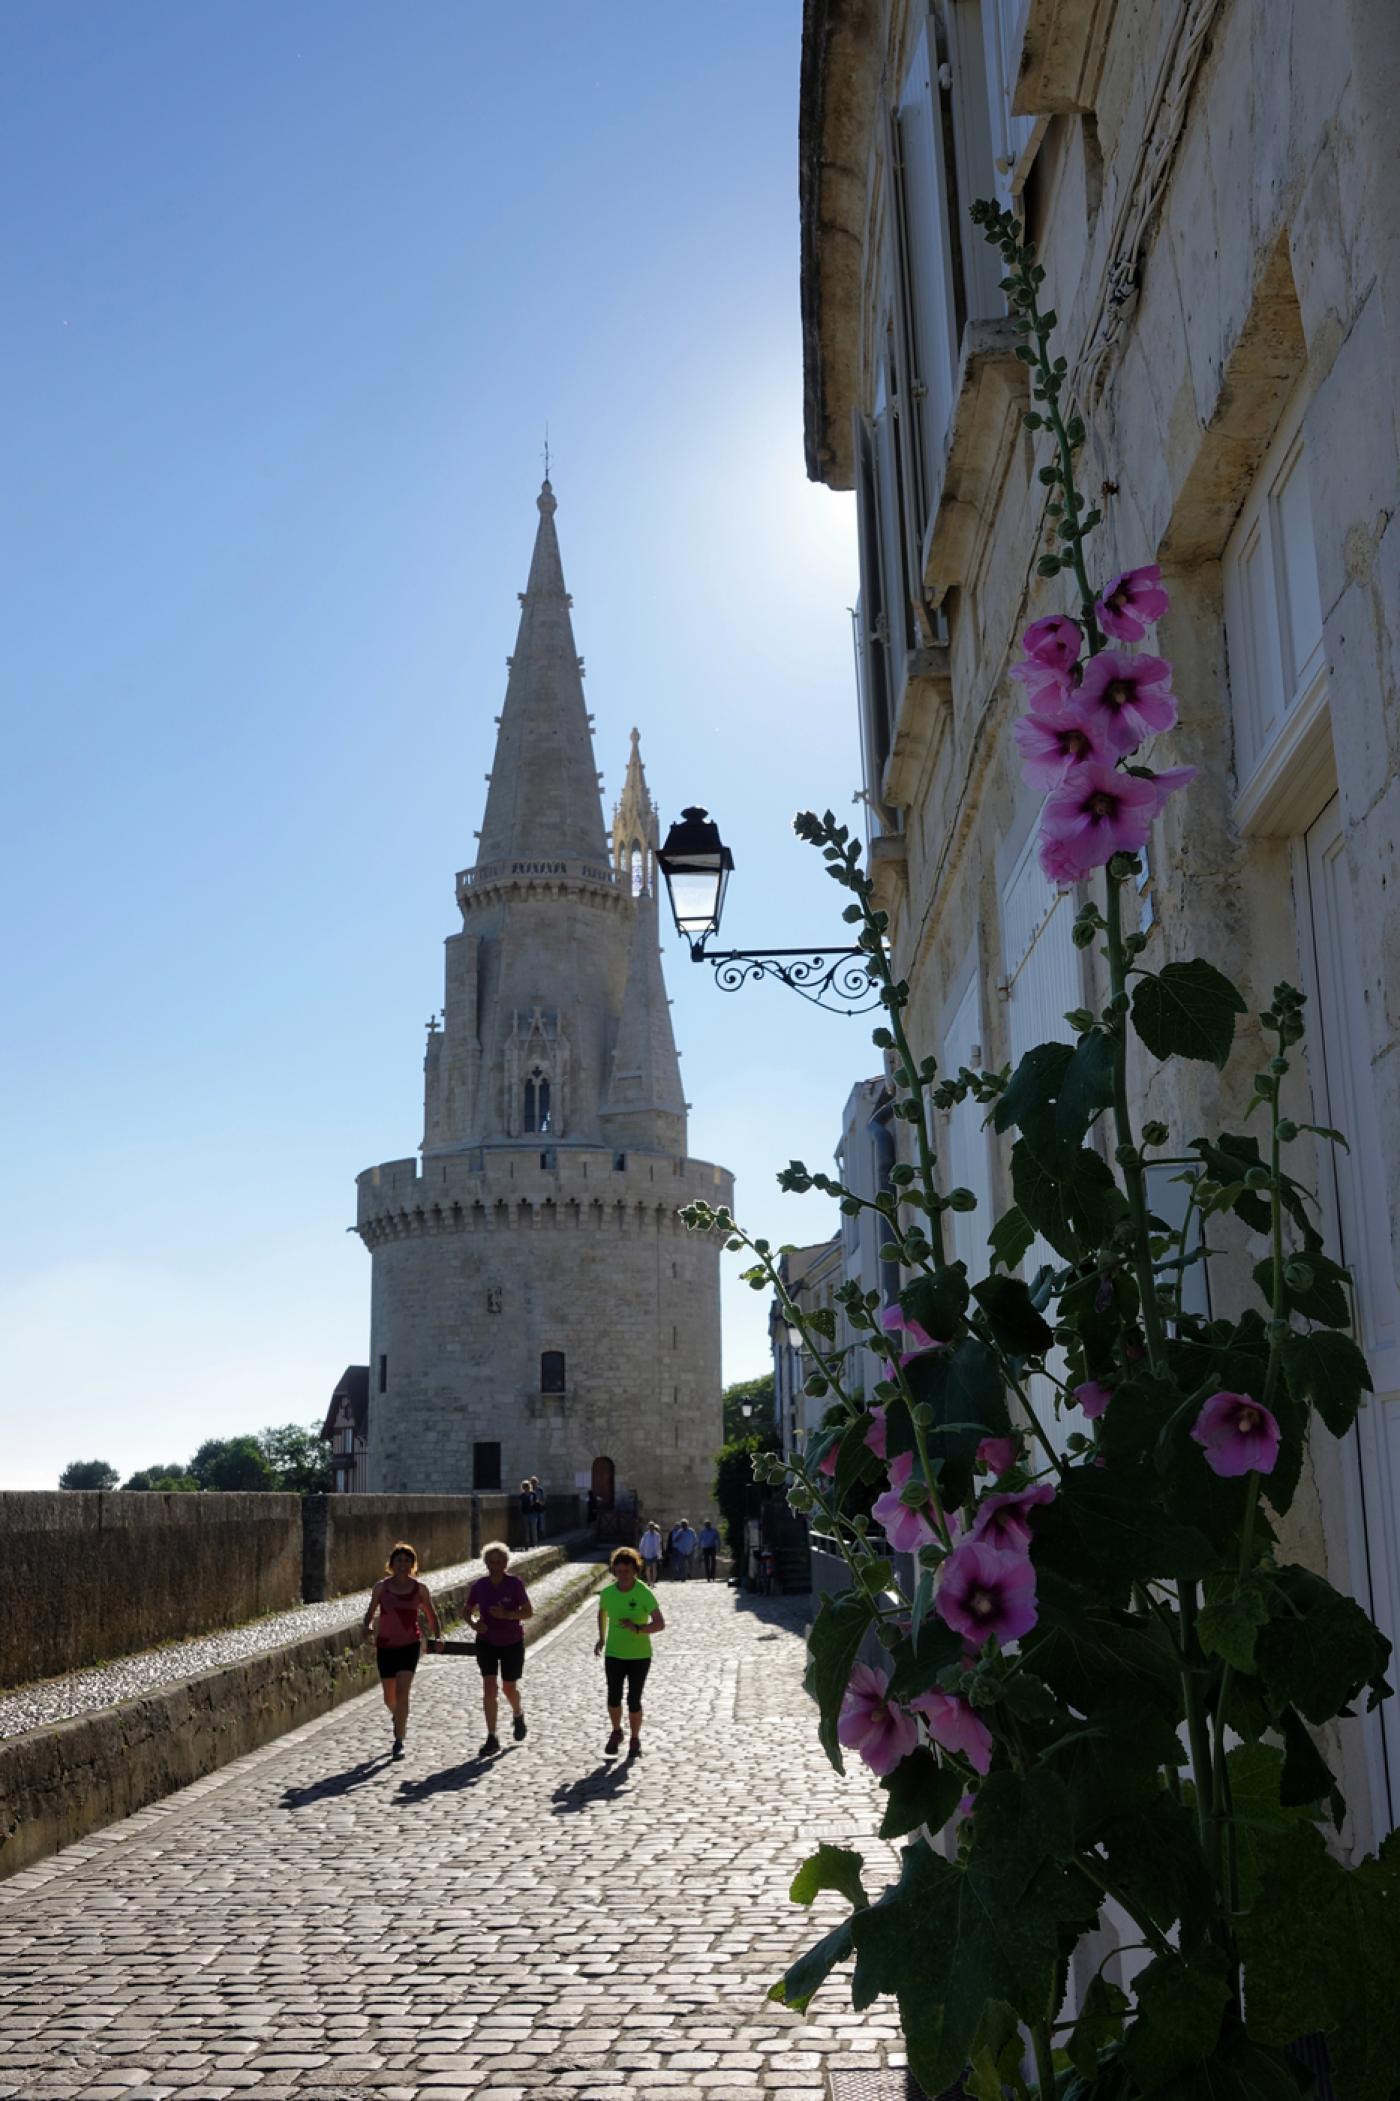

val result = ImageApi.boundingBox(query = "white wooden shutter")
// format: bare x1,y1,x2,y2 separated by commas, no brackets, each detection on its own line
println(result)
940,964,994,1278
982,0,1036,201
896,16,961,506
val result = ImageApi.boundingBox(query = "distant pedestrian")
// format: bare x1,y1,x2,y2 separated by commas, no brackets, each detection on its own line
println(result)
594,1546,665,1762
519,1479,535,1545
698,1520,720,1581
466,1542,534,1757
638,1521,662,1585
361,1543,443,1761
671,1519,697,1581
530,1476,546,1545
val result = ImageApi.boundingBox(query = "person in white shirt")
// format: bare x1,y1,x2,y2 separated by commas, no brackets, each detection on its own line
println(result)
638,1522,662,1584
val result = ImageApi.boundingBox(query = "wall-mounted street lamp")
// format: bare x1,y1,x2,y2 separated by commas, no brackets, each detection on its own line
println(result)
655,807,880,1016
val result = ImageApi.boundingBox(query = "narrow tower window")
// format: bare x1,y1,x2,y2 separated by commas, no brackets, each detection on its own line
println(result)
524,1065,552,1134
378,1354,388,1393
541,1350,566,1393
629,842,646,897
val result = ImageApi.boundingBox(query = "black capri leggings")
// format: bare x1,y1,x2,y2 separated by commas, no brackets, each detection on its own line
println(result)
604,1655,652,1712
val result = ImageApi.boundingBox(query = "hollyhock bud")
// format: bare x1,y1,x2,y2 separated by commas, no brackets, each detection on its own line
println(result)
1072,1380,1113,1420
836,1662,919,1777
1076,652,1179,755
1096,564,1171,643
911,1690,994,1775
968,1481,1056,1554
935,1540,1038,1648
1191,1390,1281,1478
1012,703,1113,790
976,1436,1019,1478
872,1452,940,1553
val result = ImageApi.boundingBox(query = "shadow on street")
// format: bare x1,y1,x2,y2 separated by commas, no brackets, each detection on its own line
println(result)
391,1751,508,1803
279,1755,391,1808
548,1761,631,1814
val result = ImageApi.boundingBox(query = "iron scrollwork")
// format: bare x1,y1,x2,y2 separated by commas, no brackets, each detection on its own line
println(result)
692,945,881,1016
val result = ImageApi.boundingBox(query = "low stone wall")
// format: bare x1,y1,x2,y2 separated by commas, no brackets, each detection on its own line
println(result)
0,1550,605,1881
1,1492,303,1691
304,1494,479,1603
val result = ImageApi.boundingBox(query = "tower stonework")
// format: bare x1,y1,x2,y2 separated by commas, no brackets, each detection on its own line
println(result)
355,483,733,1519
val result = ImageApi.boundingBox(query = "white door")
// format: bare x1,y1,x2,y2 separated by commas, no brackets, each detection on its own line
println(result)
1303,795,1400,1832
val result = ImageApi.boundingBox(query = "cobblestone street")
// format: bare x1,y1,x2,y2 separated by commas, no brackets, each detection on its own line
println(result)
0,1582,903,2101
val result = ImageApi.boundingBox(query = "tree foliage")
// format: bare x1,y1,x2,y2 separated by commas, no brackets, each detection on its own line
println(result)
58,1459,119,1491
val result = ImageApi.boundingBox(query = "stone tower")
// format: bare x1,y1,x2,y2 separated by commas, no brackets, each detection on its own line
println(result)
355,482,733,1519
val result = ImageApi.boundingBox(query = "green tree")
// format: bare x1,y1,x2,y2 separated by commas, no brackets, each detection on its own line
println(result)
712,1432,780,1563
258,1422,333,1494
188,1436,276,1492
58,1459,119,1491
123,1466,199,1492
722,1373,776,1445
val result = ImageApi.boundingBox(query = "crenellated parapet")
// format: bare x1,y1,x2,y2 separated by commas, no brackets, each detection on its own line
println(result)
356,1146,732,1252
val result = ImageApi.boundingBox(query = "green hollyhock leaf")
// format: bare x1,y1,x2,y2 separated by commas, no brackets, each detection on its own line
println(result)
1025,1580,1182,1716
1239,1823,1400,2101
832,1413,883,1502
849,1772,1080,2096
1198,1569,1270,1672
1013,1139,1127,1261
1097,1792,1213,1941
1150,2031,1308,2101
1067,1972,1130,2082
972,1273,1055,1356
769,1919,854,2012
878,1745,964,1841
1054,1026,1118,1157
1225,1742,1316,1907
988,1203,1036,1273
1278,1703,1344,1822
1258,1381,1306,1518
1031,1465,1215,1604
904,1336,1010,1508
992,1039,1073,1137
1121,1950,1230,2091
789,1842,870,1911
1062,1691,1185,1838
966,2000,1031,2101
886,1613,967,1702
1254,1250,1351,1328
902,1264,970,1344
1256,1563,1392,1724
1282,1327,1373,1437
804,1590,877,1773
1131,959,1246,1069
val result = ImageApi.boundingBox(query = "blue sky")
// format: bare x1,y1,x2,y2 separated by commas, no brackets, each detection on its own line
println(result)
3,3,867,1487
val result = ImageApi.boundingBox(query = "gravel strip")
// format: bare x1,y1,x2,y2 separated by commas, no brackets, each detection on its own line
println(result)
0,1541,592,1742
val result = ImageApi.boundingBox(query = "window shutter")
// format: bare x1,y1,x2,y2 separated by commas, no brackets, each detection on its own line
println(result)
896,16,961,508
853,411,894,808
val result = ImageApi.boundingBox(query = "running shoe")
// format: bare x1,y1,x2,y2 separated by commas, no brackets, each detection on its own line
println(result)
479,1734,500,1758
626,1738,643,1762
604,1727,624,1756
512,1713,527,1741
391,1738,405,1761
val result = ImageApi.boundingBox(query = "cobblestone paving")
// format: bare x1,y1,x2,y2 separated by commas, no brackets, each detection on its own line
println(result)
0,1582,903,2101
0,1544,577,1742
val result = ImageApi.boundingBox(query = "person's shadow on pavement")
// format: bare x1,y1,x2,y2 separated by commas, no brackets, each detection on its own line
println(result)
549,1763,631,1815
280,1756,390,1809
392,1753,502,1804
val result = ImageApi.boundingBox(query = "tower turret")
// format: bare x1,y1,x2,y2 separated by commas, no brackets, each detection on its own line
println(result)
603,731,687,1154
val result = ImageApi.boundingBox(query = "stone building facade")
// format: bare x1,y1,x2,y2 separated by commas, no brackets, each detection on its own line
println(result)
356,483,732,1523
800,0,1400,1859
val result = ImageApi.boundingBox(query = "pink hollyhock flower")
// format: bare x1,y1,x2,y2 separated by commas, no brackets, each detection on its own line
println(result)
976,1436,1019,1477
1072,1380,1113,1420
1148,765,1198,810
817,1445,838,1478
1096,564,1171,643
936,1540,1039,1647
953,1792,977,1826
1076,652,1179,755
836,1662,918,1777
968,1481,1056,1554
881,1304,941,1367
911,1690,994,1776
864,1405,888,1461
1012,703,1113,790
1037,762,1166,881
1010,655,1077,708
1191,1390,1281,1478
872,1451,941,1553
1021,614,1083,670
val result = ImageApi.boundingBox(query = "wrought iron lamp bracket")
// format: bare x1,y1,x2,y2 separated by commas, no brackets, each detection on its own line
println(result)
687,943,880,1016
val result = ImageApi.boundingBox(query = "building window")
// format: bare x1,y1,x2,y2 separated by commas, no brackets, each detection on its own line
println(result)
377,1354,387,1393
524,1065,552,1134
541,1350,566,1394
613,1152,627,1171
473,1441,501,1492
539,1148,557,1169
486,1286,502,1314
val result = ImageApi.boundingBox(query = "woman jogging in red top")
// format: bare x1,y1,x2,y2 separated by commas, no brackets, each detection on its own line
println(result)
362,1542,443,1761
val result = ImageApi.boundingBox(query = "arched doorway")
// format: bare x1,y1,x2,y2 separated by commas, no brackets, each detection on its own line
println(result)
590,1455,616,1509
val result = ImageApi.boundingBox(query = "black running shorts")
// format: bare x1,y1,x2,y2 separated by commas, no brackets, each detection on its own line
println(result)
376,1643,420,1679
476,1639,525,1683
604,1655,651,1712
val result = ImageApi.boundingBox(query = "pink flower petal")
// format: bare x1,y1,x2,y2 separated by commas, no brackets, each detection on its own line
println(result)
1096,565,1171,643
1190,1390,1281,1478
1072,1380,1113,1421
911,1690,995,1775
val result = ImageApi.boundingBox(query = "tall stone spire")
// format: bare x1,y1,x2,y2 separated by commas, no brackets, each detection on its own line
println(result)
603,731,687,1153
474,482,609,872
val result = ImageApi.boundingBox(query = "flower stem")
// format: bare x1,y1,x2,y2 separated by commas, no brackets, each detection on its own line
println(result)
1104,874,1166,1369
1029,2018,1058,2101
